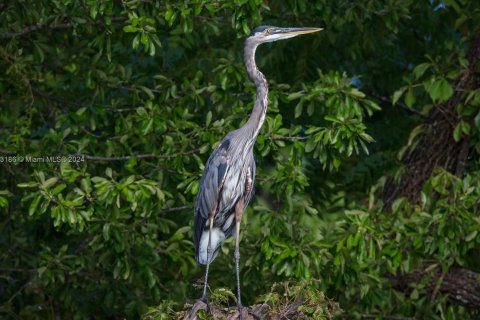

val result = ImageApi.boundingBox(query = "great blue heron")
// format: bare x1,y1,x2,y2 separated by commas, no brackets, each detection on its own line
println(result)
194,26,322,313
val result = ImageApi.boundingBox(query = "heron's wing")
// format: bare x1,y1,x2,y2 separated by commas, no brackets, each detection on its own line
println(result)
195,139,230,220
193,139,231,262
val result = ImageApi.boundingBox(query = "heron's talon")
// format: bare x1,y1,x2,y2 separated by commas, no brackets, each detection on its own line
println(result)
206,302,212,314
199,297,212,314
237,305,248,320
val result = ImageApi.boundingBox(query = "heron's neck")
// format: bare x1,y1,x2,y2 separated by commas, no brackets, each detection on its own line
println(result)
243,39,268,141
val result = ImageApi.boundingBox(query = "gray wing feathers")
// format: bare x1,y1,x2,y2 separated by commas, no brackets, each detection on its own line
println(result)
195,146,229,220
194,142,230,261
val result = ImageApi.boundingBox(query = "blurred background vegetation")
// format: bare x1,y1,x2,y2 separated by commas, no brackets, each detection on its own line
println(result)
1,0,480,319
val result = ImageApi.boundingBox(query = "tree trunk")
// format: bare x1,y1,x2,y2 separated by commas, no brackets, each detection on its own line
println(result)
382,31,480,208
390,266,480,309
381,31,480,311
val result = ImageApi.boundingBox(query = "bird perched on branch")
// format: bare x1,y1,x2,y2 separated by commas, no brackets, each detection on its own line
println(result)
193,25,322,315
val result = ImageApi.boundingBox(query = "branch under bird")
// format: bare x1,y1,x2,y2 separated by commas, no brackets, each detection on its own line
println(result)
192,25,322,317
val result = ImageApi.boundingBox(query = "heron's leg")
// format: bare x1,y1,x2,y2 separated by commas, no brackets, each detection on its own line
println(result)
234,199,245,312
235,219,242,308
235,170,252,319
202,216,214,309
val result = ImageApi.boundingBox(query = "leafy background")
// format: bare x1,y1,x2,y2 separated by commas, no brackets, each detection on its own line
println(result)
1,0,480,319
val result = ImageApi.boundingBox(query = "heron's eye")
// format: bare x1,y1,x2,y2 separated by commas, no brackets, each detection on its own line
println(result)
266,28,273,34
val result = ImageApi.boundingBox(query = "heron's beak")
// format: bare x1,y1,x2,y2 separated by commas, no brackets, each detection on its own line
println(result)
279,27,323,37
266,27,323,42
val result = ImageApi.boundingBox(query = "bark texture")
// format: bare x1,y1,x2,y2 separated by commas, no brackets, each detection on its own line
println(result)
382,31,480,311
181,299,326,320
382,32,480,208
391,266,480,309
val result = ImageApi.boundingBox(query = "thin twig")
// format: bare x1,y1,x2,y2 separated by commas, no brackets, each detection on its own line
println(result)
74,148,202,161
32,87,85,107
0,149,15,155
0,23,71,40
358,314,416,320
430,269,446,303
0,17,127,40
269,134,310,141
33,87,139,113
160,205,192,213
369,91,425,117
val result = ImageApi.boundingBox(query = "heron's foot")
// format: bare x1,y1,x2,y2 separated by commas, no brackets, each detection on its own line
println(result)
185,299,212,320
200,297,212,314
236,305,248,320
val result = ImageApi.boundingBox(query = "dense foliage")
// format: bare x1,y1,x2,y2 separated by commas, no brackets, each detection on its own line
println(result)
1,0,479,319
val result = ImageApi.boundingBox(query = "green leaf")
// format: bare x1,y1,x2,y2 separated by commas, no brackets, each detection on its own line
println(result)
287,92,304,100
123,25,138,33
359,139,369,155
76,107,87,116
465,230,478,242
141,32,148,46
132,34,140,49
428,78,453,101
410,288,419,300
136,107,148,117
90,6,98,19
294,102,303,118
29,194,42,216
475,111,480,129
305,140,316,152
359,132,375,143
324,115,340,123
392,88,405,105
51,184,66,195
405,89,416,107
42,177,58,189
18,181,38,188
205,111,212,127
143,119,154,135
413,63,431,79
103,223,110,241
453,122,462,141
165,8,174,22
140,86,154,99
307,102,314,116
349,88,365,98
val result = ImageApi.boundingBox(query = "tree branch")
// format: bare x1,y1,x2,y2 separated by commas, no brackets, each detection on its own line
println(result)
0,149,15,155
0,23,70,40
367,90,425,117
358,314,416,320
181,299,332,320
390,266,480,309
382,31,480,207
74,148,202,161
160,205,192,213
0,17,127,41
269,134,310,141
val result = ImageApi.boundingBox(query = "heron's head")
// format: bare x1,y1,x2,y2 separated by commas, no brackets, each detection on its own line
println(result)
247,26,322,44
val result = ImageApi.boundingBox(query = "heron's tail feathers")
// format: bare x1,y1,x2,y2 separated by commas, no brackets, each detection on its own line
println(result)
195,227,226,265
